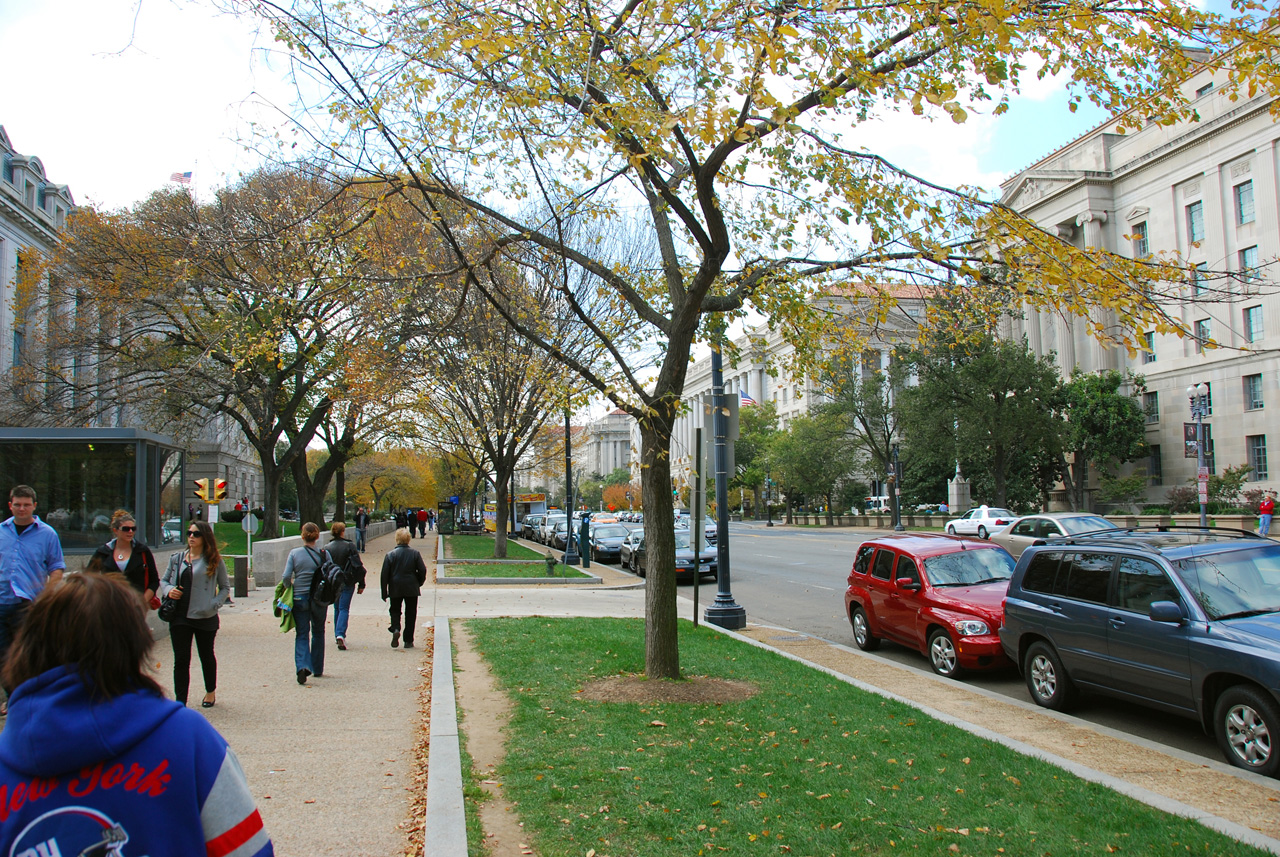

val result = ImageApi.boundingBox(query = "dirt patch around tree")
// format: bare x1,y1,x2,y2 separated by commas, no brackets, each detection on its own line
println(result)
578,674,759,704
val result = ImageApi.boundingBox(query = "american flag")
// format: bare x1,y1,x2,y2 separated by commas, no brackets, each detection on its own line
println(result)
739,391,757,406
169,171,193,184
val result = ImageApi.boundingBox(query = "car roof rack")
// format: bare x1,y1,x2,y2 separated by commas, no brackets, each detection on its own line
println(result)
1044,525,1266,551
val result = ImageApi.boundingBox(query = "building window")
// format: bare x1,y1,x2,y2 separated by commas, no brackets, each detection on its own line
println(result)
1143,391,1159,424
1132,221,1149,257
1194,318,1211,353
1236,180,1256,225
1196,82,1214,97
1205,381,1213,416
1186,200,1205,244
1245,305,1264,343
1,154,11,184
1240,245,1259,280
12,328,24,368
1142,331,1155,363
35,183,46,211
1148,445,1162,486
1190,262,1209,297
1245,374,1264,411
1248,435,1269,480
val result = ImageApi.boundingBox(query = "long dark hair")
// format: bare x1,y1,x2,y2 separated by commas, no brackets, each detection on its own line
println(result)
189,519,221,577
3,572,163,699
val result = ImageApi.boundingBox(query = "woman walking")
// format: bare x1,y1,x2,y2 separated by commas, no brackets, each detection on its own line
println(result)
326,521,365,650
87,509,159,609
281,522,327,684
380,527,427,648
160,519,230,708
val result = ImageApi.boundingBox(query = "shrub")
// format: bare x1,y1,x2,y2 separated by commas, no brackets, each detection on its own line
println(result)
1243,488,1267,514
222,509,244,523
1165,485,1197,514
1141,505,1170,515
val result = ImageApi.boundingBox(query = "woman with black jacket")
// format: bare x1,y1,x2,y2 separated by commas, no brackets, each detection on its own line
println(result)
325,521,365,650
87,510,160,610
380,527,427,648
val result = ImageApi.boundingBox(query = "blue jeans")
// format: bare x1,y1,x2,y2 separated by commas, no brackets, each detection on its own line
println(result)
354,528,367,551
0,599,30,693
332,584,354,640
1261,514,1273,536
293,597,326,676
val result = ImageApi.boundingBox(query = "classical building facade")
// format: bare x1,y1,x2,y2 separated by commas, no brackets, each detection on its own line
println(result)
580,409,634,479
1002,58,1279,502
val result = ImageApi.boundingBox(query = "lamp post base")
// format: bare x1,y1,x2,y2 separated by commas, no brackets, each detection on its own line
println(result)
704,600,746,630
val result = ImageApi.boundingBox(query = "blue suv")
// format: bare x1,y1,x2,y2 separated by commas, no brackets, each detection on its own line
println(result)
999,527,1280,777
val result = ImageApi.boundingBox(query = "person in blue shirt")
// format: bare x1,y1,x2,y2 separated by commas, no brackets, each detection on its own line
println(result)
0,484,66,713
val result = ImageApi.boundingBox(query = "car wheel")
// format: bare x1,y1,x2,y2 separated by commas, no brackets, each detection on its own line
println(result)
928,628,963,678
1214,685,1280,776
850,606,880,651
1024,641,1076,711
947,525,957,535
977,525,989,539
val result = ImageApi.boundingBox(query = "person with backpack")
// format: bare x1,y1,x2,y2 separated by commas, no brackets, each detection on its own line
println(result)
380,527,427,648
280,522,331,685
325,522,366,651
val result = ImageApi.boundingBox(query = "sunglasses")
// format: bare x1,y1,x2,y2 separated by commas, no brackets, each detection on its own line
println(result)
118,525,136,532
187,531,203,538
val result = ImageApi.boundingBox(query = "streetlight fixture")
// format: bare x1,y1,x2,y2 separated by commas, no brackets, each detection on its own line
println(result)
892,443,905,532
765,467,774,527
1187,382,1210,527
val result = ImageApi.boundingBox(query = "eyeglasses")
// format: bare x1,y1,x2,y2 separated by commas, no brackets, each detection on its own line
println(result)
187,531,202,538
119,526,136,532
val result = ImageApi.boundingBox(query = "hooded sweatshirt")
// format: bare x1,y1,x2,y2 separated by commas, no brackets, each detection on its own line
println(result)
0,664,272,857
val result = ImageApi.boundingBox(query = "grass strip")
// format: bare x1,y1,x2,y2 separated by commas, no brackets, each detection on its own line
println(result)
211,521,300,556
444,535,544,560
468,617,1268,857
445,562,591,579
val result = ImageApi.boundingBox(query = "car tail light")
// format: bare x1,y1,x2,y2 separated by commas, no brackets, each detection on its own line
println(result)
995,519,1008,525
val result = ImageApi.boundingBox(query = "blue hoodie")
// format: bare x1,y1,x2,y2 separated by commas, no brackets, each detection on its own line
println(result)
0,665,272,857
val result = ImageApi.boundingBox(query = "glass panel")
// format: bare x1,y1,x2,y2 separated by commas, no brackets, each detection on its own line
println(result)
1062,553,1114,604
1116,557,1181,613
0,442,138,551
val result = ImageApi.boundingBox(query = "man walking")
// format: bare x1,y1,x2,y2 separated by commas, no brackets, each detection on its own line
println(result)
1260,490,1276,537
0,485,66,713
416,507,428,538
354,506,370,552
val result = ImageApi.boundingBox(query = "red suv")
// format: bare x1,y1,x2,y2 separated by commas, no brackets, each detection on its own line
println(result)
844,533,1016,678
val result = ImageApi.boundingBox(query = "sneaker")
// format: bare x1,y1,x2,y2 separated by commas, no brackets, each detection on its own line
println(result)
336,637,346,651
391,631,400,648
405,642,414,649
297,668,311,685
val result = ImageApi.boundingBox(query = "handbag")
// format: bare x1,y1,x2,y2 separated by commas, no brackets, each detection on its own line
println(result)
158,594,181,622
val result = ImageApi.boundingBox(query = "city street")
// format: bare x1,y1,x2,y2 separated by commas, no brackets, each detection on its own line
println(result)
672,521,1221,761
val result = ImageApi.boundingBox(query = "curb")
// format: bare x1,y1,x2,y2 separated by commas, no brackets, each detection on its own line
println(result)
425,616,467,857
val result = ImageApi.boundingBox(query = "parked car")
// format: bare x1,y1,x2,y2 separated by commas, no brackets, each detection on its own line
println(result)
628,529,716,582
999,526,1280,777
539,514,566,545
844,533,1016,678
619,528,644,569
521,514,544,541
945,505,1016,539
987,512,1116,559
550,520,572,550
588,523,630,563
162,518,183,544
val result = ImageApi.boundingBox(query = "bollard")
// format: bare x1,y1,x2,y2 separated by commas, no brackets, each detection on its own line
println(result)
544,554,557,577
234,556,249,598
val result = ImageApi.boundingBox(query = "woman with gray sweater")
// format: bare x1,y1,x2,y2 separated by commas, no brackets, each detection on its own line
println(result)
280,522,327,685
160,519,231,708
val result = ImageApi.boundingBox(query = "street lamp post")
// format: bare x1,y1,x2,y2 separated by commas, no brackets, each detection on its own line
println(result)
765,468,773,527
892,444,905,532
1187,383,1210,527
564,407,580,565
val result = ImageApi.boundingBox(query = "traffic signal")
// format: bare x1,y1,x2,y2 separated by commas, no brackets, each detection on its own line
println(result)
212,479,228,502
193,478,210,502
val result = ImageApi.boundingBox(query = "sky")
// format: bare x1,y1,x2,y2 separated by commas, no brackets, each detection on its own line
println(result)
0,0,1110,212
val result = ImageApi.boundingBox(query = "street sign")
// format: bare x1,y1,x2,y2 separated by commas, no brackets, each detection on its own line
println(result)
241,513,258,533
1198,467,1210,479
1183,423,1198,458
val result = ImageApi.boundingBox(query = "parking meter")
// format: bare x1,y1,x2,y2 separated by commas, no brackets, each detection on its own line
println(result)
579,515,591,568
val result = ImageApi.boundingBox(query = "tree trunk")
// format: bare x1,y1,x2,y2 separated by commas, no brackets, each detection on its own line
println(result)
259,460,284,540
493,466,510,558
826,495,835,526
640,422,680,680
334,466,347,522
752,485,761,520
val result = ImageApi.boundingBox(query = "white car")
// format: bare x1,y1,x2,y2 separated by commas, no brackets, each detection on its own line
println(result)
944,505,1015,539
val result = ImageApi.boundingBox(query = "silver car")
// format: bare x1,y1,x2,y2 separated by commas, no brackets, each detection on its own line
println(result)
987,512,1116,559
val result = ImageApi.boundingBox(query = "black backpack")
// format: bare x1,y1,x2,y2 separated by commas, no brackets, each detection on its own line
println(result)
306,547,344,606
342,551,364,587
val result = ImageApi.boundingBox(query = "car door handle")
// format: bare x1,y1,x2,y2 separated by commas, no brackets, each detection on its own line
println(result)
1109,616,1126,629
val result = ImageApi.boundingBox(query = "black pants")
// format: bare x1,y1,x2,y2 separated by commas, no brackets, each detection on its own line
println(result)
389,596,418,645
170,623,217,705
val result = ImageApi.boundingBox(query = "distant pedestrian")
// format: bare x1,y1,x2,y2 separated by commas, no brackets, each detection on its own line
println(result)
326,522,365,651
1260,490,1276,537
0,484,66,714
395,508,408,530
427,508,435,531
161,520,230,708
87,510,160,610
354,506,371,552
416,507,428,537
281,522,326,684
0,572,274,857
380,527,427,648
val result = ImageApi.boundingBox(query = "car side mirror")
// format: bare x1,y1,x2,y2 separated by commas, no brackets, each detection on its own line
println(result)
895,578,921,592
1149,601,1185,624
1032,539,1046,546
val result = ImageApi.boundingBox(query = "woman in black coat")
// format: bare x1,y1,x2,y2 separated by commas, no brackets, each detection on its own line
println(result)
380,527,427,649
87,510,160,610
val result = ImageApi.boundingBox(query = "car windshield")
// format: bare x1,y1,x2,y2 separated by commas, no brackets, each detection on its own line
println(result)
594,525,628,538
1058,515,1115,534
674,532,691,549
1175,545,1280,620
924,549,1016,586
986,509,1014,518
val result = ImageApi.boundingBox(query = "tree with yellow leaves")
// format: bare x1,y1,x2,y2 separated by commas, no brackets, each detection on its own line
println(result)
242,0,1280,677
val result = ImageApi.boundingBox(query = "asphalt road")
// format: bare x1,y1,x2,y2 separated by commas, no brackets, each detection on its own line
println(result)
676,521,1221,762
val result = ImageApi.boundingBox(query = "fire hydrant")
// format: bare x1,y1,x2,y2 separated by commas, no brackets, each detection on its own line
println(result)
544,554,557,577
